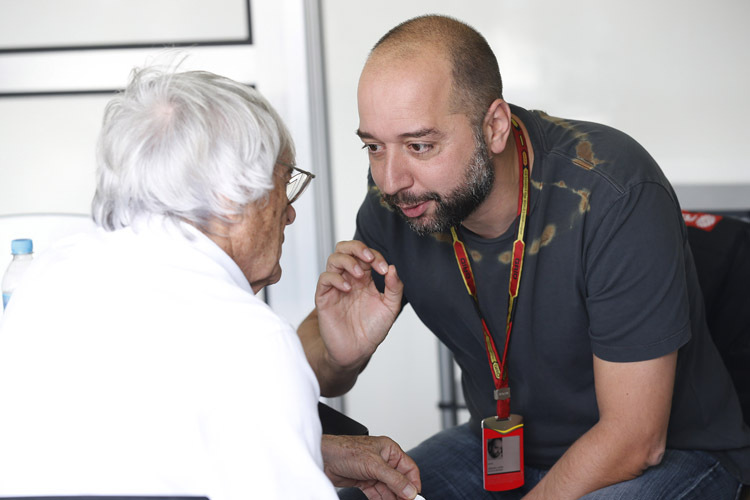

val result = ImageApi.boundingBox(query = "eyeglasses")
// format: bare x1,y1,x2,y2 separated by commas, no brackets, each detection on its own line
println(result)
279,162,315,205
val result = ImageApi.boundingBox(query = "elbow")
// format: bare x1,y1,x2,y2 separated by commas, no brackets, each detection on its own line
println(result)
643,440,666,469
643,423,668,469
615,444,666,483
632,433,667,473
612,427,667,478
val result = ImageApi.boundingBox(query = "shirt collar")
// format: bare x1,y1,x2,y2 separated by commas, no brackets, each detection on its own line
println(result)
129,214,253,295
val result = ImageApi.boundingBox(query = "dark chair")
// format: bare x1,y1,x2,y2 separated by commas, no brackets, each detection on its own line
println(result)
319,401,369,436
683,211,750,427
683,210,750,498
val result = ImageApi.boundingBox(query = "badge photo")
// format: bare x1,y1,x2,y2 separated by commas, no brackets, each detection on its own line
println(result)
482,414,524,491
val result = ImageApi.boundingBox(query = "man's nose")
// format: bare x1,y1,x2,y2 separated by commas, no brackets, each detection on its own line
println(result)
285,204,296,225
378,150,411,195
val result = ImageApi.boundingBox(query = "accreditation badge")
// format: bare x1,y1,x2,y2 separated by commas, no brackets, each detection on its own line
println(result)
482,414,524,491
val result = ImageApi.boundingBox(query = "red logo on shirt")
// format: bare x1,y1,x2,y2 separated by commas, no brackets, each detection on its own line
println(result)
682,210,722,231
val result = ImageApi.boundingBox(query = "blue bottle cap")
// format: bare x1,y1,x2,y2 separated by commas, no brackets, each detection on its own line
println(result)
10,239,33,255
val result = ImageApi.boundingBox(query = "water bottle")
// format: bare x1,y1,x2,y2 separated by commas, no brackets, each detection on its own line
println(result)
2,238,34,310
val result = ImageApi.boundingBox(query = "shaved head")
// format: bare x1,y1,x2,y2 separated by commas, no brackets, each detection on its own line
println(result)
368,15,503,128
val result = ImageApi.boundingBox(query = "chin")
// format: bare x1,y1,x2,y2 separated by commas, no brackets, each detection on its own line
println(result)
406,216,446,236
268,267,283,285
249,266,282,294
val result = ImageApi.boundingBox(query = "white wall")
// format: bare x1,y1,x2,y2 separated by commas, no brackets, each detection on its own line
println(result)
321,0,750,451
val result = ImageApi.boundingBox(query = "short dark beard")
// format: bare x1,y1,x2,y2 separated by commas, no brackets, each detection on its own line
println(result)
381,128,494,236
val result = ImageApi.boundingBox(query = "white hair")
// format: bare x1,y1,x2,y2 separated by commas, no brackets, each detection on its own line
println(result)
92,66,294,231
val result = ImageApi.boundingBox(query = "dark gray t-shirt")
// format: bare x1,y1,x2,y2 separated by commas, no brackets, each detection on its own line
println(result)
354,105,750,480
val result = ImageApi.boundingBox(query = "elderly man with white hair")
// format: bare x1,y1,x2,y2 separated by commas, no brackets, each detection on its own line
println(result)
0,67,421,500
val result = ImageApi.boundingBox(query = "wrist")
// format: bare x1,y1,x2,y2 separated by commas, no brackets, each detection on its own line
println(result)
324,344,369,372
314,345,369,397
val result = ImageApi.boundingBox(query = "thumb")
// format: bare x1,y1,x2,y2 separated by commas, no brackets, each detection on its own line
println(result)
382,265,403,310
369,460,418,499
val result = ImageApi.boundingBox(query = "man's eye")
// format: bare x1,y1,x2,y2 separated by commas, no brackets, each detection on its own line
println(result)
361,143,382,153
410,143,432,153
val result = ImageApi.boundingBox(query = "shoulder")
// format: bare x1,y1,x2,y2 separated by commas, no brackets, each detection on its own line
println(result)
200,296,320,400
208,295,301,354
519,106,670,196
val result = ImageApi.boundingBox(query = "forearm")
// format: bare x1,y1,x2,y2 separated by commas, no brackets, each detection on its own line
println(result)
298,309,369,397
525,353,675,499
524,420,661,499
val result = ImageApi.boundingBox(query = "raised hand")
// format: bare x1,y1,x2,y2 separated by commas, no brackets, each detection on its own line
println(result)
315,240,403,369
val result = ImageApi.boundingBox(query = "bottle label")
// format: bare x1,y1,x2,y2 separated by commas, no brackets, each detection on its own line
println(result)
2,292,10,310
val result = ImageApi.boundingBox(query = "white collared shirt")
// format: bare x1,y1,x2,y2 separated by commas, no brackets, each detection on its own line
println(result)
0,216,336,499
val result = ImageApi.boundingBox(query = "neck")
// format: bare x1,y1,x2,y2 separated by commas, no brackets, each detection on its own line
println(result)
461,115,534,239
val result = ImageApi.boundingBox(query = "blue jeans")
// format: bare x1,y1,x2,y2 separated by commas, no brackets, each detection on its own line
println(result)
337,423,742,499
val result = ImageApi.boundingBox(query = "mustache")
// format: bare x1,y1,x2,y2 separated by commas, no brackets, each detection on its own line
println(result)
381,190,441,209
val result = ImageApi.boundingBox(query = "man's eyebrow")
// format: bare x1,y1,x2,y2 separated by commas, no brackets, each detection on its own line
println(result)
277,160,295,171
355,128,442,140
398,128,441,139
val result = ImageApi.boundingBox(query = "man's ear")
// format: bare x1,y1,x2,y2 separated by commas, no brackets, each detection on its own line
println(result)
483,99,512,155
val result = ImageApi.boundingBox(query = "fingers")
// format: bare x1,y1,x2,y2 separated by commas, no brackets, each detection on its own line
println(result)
328,240,389,276
316,269,354,294
375,466,418,499
391,451,421,495
317,241,392,297
369,437,420,499
361,482,394,500
382,265,404,309
322,434,420,500
361,478,404,500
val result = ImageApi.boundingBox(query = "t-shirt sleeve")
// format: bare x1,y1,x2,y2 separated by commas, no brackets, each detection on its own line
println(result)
584,181,692,362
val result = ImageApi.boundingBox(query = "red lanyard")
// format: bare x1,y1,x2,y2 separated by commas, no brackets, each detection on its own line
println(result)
451,117,530,420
